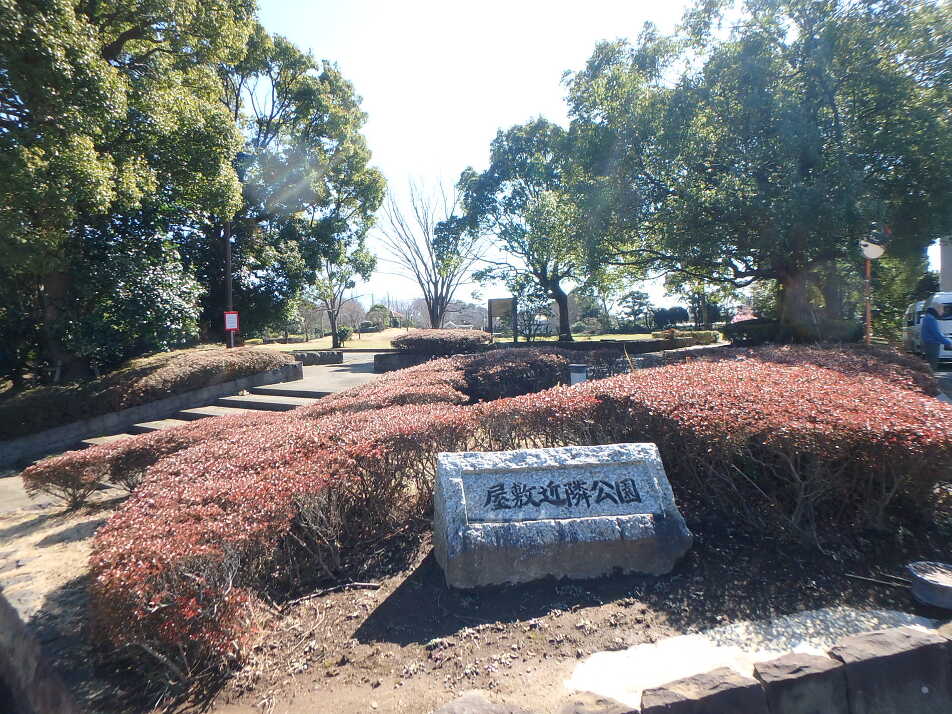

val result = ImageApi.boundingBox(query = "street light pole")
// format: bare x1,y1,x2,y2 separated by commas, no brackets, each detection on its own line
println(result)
859,228,887,346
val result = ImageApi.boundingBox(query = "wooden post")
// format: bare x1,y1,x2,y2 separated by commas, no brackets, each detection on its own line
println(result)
865,257,872,346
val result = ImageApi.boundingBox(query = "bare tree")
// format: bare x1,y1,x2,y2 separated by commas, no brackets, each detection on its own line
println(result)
338,298,366,328
378,181,486,329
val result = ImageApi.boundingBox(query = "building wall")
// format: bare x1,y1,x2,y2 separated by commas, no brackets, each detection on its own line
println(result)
942,237,952,291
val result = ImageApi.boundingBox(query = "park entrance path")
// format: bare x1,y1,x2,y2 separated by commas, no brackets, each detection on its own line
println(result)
937,369,952,403
0,353,381,514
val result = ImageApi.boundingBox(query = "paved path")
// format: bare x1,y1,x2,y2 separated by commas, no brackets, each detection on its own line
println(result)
937,370,952,402
0,354,381,514
254,352,378,397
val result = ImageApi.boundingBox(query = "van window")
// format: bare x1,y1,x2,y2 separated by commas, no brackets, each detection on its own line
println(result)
939,303,952,320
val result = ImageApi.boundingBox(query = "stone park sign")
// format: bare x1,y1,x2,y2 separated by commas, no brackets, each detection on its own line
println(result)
433,443,693,588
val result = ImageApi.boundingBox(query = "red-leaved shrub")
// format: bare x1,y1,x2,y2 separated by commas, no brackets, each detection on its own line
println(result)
1,347,298,440
298,357,469,418
27,345,950,679
461,349,570,402
391,329,492,355
661,343,936,395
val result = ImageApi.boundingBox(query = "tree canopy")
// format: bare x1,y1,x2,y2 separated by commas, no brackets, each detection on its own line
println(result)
0,6,383,381
566,0,952,335
460,118,582,340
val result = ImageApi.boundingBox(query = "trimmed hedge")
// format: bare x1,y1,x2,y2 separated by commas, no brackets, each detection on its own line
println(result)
391,329,492,356
650,329,721,345
461,349,570,402
660,343,938,396
0,347,298,440
19,345,952,679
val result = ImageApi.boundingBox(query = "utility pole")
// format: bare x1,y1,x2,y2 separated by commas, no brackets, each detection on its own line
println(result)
225,221,234,348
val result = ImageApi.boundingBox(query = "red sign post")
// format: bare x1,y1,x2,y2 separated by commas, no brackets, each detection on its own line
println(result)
224,311,239,348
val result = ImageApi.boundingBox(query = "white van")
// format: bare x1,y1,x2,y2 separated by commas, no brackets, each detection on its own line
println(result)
922,292,952,362
902,300,926,354
902,300,926,353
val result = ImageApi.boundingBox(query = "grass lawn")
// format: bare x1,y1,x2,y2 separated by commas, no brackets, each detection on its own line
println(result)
252,330,667,353
250,327,409,351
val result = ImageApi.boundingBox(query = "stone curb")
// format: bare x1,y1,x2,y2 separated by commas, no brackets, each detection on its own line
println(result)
0,362,303,468
0,588,79,714
430,625,952,714
637,625,951,714
374,351,432,373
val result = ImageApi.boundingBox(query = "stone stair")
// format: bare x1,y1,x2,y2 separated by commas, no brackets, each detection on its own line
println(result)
64,355,382,454
74,389,324,450
214,393,317,411
248,383,332,399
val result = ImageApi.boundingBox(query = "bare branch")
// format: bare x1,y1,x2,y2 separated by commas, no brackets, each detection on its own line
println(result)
376,180,487,328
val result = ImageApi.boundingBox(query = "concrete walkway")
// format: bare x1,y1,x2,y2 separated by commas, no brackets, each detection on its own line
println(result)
0,354,380,514
937,370,952,403
567,606,939,709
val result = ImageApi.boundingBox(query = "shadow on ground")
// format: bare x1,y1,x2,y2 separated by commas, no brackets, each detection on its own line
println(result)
355,507,952,650
0,511,65,542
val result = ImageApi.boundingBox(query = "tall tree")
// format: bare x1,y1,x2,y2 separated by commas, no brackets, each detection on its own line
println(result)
190,24,384,339
379,181,485,329
619,290,654,329
567,0,952,337
460,119,581,340
310,241,376,348
0,0,253,378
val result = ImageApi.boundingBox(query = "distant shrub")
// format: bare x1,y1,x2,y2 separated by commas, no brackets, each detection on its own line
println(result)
28,344,949,681
392,329,492,356
723,318,863,345
650,329,720,345
690,330,721,345
791,319,864,343
461,349,569,402
0,348,298,440
336,325,354,343
721,318,780,345
571,318,602,334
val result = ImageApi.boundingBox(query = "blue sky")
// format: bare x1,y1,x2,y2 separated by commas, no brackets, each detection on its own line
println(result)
257,0,943,307
257,0,689,306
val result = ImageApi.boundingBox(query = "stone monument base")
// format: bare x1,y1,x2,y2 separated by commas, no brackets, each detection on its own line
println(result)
434,444,692,589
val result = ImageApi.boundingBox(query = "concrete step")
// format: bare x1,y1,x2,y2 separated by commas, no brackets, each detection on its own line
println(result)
174,405,260,421
78,433,138,449
127,418,193,434
215,394,318,411
249,383,331,399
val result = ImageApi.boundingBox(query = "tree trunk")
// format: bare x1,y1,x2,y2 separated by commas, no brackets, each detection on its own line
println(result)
777,271,812,342
328,310,340,349
550,284,573,342
40,270,89,382
428,297,446,329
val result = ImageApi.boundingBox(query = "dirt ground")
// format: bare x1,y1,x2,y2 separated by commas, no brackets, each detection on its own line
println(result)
208,499,952,714
4,488,951,714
